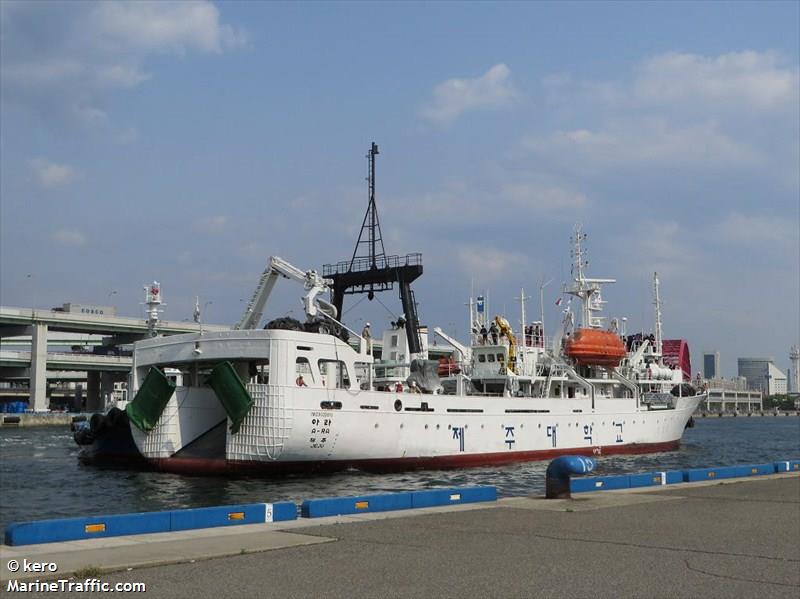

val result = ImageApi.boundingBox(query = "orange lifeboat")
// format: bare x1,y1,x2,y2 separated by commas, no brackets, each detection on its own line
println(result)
437,357,461,377
565,328,626,368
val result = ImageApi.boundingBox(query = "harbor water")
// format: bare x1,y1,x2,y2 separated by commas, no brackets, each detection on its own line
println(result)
1,416,798,530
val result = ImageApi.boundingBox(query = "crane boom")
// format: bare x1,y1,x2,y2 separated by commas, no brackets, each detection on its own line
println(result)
235,256,337,330
432,327,471,362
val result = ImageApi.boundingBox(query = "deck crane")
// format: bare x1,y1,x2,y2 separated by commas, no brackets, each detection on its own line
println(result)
235,256,338,330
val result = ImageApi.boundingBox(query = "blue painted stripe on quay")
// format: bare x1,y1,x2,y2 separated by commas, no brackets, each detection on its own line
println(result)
5,501,298,546
172,503,270,531
5,511,172,546
629,472,665,488
734,463,776,477
683,466,738,482
570,475,630,493
410,486,497,509
270,502,299,522
775,460,800,472
301,492,413,518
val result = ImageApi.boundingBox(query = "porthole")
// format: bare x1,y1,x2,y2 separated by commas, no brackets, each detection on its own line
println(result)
425,424,429,430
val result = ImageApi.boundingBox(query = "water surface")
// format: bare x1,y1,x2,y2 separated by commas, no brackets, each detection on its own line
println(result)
1,416,798,528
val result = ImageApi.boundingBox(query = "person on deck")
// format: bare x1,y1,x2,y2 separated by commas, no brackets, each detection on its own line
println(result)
296,374,308,387
489,322,499,345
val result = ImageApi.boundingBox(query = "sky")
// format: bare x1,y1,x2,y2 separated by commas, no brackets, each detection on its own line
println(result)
1,1,798,379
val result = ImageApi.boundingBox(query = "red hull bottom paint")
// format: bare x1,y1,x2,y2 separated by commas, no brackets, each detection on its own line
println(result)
150,440,681,476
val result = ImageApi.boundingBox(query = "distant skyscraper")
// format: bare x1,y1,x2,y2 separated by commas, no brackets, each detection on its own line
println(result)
702,351,720,379
738,358,787,396
790,346,800,393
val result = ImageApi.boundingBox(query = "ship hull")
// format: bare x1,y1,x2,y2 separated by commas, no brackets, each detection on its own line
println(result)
149,439,681,476
131,383,701,476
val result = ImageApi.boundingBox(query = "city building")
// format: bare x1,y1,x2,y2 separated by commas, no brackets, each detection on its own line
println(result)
702,351,720,379
698,376,762,412
737,357,787,396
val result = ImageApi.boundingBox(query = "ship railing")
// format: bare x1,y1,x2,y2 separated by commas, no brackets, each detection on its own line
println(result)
322,253,423,277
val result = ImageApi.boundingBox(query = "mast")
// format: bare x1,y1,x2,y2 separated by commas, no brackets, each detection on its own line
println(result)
653,272,663,356
144,282,162,337
516,288,529,341
350,142,387,291
323,143,424,354
563,225,615,329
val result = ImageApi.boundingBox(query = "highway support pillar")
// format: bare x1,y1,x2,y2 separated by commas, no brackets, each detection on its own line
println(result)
87,371,102,412
29,323,48,412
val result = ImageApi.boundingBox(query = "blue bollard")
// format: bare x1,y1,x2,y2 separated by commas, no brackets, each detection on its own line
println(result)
546,455,597,499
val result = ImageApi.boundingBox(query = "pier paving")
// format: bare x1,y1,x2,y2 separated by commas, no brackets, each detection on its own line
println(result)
2,475,798,598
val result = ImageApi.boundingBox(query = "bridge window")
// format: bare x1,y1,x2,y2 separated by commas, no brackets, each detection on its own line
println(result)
318,359,350,389
296,357,314,383
487,354,495,363
478,354,486,363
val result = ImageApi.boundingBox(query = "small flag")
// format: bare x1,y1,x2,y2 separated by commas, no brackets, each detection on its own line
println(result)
555,297,562,306
193,296,200,323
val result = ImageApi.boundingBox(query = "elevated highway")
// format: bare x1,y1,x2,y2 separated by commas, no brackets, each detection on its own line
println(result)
0,350,132,372
0,306,229,412
0,307,228,336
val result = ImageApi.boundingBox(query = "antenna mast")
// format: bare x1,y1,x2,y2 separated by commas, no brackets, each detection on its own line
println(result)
323,143,425,354
349,142,387,298
653,272,663,356
564,225,615,329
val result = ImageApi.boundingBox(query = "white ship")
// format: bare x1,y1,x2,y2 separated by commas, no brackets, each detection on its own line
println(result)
108,227,704,475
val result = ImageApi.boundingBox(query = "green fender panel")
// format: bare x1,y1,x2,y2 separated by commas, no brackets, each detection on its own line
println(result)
126,367,176,432
206,361,255,434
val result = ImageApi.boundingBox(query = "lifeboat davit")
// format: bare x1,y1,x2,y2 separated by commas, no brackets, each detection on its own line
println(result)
565,328,626,368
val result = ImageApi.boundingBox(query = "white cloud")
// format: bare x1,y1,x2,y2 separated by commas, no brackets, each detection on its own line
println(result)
503,183,587,211
192,215,228,233
455,244,527,282
386,176,587,231
532,50,797,182
30,158,75,188
52,229,87,246
616,221,699,281
1,1,247,128
524,118,761,172
420,64,518,125
711,212,797,251
88,2,247,54
634,51,799,112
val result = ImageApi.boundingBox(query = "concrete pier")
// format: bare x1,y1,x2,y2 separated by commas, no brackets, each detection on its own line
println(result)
2,475,798,598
